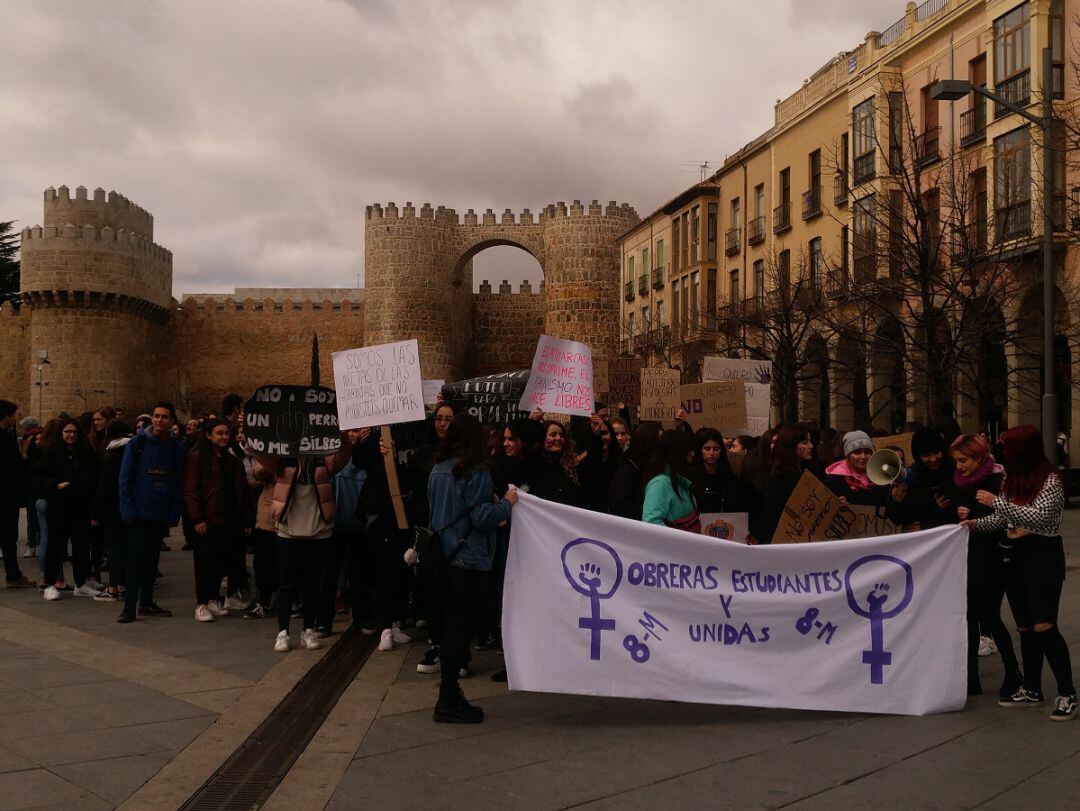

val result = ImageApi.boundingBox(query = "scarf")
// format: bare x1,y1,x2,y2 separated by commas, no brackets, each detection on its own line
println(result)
825,458,872,492
952,455,1000,492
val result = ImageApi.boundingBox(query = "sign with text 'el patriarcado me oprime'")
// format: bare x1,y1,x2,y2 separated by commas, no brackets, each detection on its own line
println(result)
503,494,966,716
518,335,594,417
332,339,425,430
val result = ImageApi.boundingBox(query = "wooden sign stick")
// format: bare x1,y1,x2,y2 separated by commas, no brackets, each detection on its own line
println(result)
381,425,409,530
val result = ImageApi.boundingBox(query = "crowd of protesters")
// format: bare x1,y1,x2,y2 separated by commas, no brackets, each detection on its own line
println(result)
0,391,1074,724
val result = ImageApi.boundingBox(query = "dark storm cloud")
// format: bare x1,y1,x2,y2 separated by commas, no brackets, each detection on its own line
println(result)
0,0,887,294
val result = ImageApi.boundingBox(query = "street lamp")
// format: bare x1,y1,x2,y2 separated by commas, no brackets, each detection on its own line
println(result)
930,47,1058,459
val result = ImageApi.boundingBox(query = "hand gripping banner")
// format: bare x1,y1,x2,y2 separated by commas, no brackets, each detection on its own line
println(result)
503,493,967,716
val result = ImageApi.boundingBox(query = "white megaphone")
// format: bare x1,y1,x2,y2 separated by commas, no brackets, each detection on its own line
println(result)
867,448,907,486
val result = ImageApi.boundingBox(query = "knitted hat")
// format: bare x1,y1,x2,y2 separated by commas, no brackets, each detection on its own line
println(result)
842,430,874,457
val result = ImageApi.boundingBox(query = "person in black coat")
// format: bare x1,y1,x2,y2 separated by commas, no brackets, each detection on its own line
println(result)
893,427,955,530
530,421,581,505
692,428,754,515
577,417,622,513
752,425,815,544
608,423,662,520
0,401,34,587
92,420,134,601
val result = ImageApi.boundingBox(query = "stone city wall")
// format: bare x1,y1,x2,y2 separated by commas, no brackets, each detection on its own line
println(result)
472,282,545,376
0,305,31,412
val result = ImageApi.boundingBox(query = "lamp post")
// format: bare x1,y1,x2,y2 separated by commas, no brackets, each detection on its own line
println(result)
930,47,1057,459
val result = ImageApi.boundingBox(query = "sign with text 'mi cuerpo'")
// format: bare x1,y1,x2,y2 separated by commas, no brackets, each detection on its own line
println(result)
702,357,772,436
243,385,342,458
519,335,594,417
679,382,747,430
504,494,966,715
332,339,425,430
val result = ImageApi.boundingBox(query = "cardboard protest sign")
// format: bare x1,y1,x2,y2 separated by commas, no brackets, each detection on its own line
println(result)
593,359,610,400
773,470,845,543
243,385,342,458
422,379,445,407
680,382,748,430
640,366,681,423
700,512,750,543
843,504,901,539
702,357,772,437
519,335,594,416
332,340,425,430
607,357,643,406
872,433,915,466
442,370,530,425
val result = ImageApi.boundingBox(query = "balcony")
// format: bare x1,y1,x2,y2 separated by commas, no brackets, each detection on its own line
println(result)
742,296,764,323
637,274,648,296
833,172,849,206
951,221,988,263
651,267,664,289
724,227,741,256
623,281,634,302
826,266,849,299
773,202,791,234
960,101,986,147
717,300,743,322
801,188,822,220
794,285,822,311
853,152,875,186
915,127,940,168
994,70,1030,118
747,215,765,245
997,200,1032,241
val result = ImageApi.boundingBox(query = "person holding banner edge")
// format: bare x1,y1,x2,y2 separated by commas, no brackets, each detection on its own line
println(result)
641,430,700,533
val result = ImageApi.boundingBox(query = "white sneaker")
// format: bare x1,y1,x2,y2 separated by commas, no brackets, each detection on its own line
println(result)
73,584,101,597
300,628,321,650
224,592,250,611
378,628,394,651
21,548,35,558
195,605,215,622
978,636,997,657
274,630,291,652
390,622,413,645
43,585,62,601
207,600,229,617
84,577,104,591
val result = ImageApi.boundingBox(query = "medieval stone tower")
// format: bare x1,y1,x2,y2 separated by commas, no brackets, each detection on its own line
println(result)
19,185,173,416
363,200,639,379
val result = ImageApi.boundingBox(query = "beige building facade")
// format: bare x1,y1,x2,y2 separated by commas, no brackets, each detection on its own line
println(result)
621,0,1080,437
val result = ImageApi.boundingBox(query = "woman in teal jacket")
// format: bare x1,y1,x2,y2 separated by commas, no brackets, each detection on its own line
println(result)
641,430,700,532
427,414,518,724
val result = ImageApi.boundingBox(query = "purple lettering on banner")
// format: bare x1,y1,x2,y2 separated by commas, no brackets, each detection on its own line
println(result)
844,555,914,685
561,538,623,661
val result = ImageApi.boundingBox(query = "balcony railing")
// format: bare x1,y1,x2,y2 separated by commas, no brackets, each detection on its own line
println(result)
773,202,792,234
951,221,988,263
794,285,822,310
724,227,740,256
637,274,648,296
994,71,1030,118
997,200,1032,241
853,152,875,185
960,100,986,147
853,254,876,285
801,188,822,220
915,127,940,168
623,281,634,302
651,267,664,289
718,300,743,322
833,172,848,206
742,296,764,323
747,215,765,245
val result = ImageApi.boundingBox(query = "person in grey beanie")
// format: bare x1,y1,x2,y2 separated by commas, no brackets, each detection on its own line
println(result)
824,430,904,517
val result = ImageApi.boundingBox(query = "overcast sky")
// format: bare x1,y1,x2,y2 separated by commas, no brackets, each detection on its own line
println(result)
1,0,894,295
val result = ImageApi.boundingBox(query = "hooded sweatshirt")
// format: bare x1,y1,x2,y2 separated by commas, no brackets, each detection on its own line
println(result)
119,428,186,524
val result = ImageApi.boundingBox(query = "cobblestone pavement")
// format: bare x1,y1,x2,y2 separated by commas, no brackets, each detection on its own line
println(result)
1,515,1078,810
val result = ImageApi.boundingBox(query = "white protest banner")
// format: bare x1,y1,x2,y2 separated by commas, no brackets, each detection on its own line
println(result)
518,335,594,416
700,512,750,543
422,379,445,407
703,357,772,436
332,339,425,430
505,494,967,716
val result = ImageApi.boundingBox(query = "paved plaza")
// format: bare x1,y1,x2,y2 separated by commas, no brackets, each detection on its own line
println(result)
0,517,1078,810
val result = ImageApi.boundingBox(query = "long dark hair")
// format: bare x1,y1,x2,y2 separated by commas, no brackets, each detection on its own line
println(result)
693,428,732,478
770,424,810,477
103,419,133,444
642,429,695,496
1000,424,1058,505
44,416,93,462
435,412,488,478
625,422,662,469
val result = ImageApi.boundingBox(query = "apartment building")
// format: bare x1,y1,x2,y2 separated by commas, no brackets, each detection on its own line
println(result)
620,0,1077,435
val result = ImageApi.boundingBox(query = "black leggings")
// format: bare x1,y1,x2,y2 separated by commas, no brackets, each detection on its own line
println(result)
251,529,278,609
366,515,407,629
439,564,484,702
276,536,326,633
967,539,1019,686
43,511,90,587
192,527,228,605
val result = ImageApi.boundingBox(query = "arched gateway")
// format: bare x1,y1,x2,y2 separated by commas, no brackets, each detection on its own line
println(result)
364,200,639,379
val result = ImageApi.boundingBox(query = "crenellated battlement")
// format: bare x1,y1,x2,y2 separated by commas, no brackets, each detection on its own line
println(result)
0,301,27,317
178,295,364,314
365,199,637,225
21,224,173,264
476,279,545,296
43,185,154,239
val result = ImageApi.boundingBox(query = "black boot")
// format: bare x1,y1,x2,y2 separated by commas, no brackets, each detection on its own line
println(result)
434,689,484,724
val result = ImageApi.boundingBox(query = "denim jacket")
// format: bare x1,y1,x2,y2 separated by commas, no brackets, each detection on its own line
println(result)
426,459,511,571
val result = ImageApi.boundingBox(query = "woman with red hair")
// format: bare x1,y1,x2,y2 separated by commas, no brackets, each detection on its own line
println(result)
964,425,1075,721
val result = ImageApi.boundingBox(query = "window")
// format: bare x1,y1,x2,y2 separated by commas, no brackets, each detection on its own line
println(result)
729,269,740,304
626,311,634,338
681,212,690,268
994,126,1032,239
642,247,650,277
691,206,700,263
853,97,876,184
672,279,681,333
656,300,665,327
1051,0,1064,97
707,203,717,261
923,188,940,256
888,92,904,174
853,194,876,283
731,197,740,226
656,239,665,270
972,168,988,252
626,255,634,282
680,273,689,327
707,268,717,314
775,168,791,232
841,225,850,271
809,237,823,290
672,219,680,271
780,168,790,207
993,3,1030,84
809,150,821,196
889,190,903,279
753,260,765,301
779,249,791,291
641,305,650,330
690,271,700,329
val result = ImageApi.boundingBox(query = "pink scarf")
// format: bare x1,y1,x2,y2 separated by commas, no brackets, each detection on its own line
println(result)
952,456,1000,492
825,458,872,492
